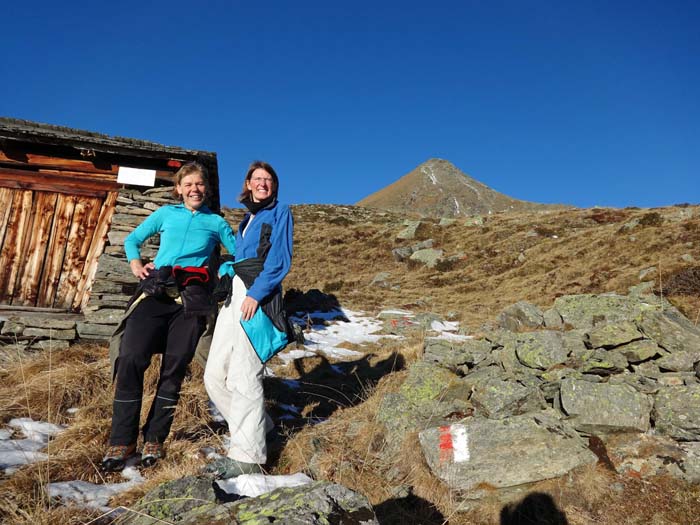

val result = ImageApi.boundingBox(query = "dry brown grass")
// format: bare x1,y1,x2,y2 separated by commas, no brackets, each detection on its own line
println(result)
2,203,700,523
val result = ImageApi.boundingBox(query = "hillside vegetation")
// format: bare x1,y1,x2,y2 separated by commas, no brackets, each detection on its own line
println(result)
1,202,700,524
277,203,700,327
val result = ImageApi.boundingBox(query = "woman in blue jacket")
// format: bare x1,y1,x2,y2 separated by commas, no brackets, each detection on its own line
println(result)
204,160,294,478
102,162,237,472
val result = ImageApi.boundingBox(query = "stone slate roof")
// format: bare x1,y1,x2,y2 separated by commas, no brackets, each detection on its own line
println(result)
0,117,216,160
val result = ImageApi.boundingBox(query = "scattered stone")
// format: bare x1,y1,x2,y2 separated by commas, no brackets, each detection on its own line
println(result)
637,308,700,354
617,340,663,363
397,220,429,240
423,338,492,370
681,254,695,263
656,351,700,372
560,378,652,433
580,349,628,375
497,301,544,332
409,248,444,268
370,272,392,288
543,308,564,329
585,321,643,349
602,433,685,480
513,331,569,370
653,386,700,440
553,293,659,329
470,378,546,418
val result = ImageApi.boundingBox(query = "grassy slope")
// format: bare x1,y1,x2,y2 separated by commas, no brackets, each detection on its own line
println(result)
1,203,699,524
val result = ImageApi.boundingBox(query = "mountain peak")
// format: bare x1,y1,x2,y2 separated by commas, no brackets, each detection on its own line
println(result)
357,159,564,217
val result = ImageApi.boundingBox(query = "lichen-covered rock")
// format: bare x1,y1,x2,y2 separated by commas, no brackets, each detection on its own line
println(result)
122,479,378,525
560,378,652,433
470,378,546,418
616,339,663,363
579,349,628,375
543,308,564,329
653,386,700,440
422,338,492,370
601,432,686,479
117,476,217,524
398,361,457,406
418,411,596,498
496,301,544,332
656,351,700,372
637,308,700,354
409,248,444,268
512,331,569,370
586,321,643,349
553,293,660,329
397,220,429,240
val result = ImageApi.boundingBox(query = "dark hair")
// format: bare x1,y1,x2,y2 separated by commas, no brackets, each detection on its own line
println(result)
238,160,279,202
172,161,209,200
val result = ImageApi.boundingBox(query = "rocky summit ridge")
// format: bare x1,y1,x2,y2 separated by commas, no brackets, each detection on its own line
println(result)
357,158,567,218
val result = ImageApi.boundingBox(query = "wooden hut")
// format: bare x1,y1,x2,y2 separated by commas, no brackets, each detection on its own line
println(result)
0,117,220,349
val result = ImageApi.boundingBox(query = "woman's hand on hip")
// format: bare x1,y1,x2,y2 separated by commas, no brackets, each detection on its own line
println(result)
130,259,155,280
240,296,259,321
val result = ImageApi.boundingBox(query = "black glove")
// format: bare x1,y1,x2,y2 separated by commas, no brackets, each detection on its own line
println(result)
212,273,233,305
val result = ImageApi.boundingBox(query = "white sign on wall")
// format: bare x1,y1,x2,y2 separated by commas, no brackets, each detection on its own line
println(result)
117,166,156,187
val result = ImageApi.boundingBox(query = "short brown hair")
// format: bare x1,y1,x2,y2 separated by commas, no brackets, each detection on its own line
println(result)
239,160,279,202
171,161,209,200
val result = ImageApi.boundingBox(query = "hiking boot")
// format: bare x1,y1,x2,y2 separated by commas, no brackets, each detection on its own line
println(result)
101,443,137,472
202,457,263,479
141,441,164,467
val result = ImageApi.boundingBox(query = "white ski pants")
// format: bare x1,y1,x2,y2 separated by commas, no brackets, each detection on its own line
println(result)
204,275,268,464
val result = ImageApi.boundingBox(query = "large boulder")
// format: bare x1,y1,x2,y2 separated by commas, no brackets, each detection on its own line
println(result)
559,378,652,433
118,478,378,525
418,411,596,499
552,293,660,329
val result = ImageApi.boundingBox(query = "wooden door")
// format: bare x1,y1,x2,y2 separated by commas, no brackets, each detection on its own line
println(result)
0,186,117,311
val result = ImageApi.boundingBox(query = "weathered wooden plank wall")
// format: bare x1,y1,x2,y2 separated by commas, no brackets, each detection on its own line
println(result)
55,197,102,309
37,194,77,307
74,191,118,310
16,191,58,307
0,190,33,303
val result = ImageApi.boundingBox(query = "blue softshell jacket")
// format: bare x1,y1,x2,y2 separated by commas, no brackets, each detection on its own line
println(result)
222,200,294,363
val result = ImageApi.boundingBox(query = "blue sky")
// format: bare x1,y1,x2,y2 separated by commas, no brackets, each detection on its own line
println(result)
2,1,698,209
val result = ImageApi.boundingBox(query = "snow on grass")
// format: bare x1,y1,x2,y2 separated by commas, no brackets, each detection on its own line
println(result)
279,309,391,364
217,472,313,498
48,465,144,511
0,418,66,474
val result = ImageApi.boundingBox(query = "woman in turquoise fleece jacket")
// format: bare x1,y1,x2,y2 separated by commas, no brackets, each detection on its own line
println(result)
203,160,294,478
102,161,236,472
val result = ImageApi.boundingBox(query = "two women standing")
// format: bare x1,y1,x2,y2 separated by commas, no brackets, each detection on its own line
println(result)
103,161,293,478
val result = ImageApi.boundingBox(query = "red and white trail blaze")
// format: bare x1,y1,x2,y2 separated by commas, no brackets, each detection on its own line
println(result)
438,424,470,463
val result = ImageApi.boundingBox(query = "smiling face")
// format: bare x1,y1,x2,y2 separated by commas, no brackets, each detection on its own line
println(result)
246,168,275,203
177,173,207,211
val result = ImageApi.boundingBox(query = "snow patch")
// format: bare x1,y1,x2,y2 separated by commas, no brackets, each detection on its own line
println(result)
217,472,313,498
48,466,144,511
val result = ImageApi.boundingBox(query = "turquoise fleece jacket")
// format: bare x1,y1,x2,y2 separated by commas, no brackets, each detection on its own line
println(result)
124,204,237,268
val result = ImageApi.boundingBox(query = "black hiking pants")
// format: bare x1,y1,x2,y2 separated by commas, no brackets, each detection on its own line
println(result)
109,296,205,446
